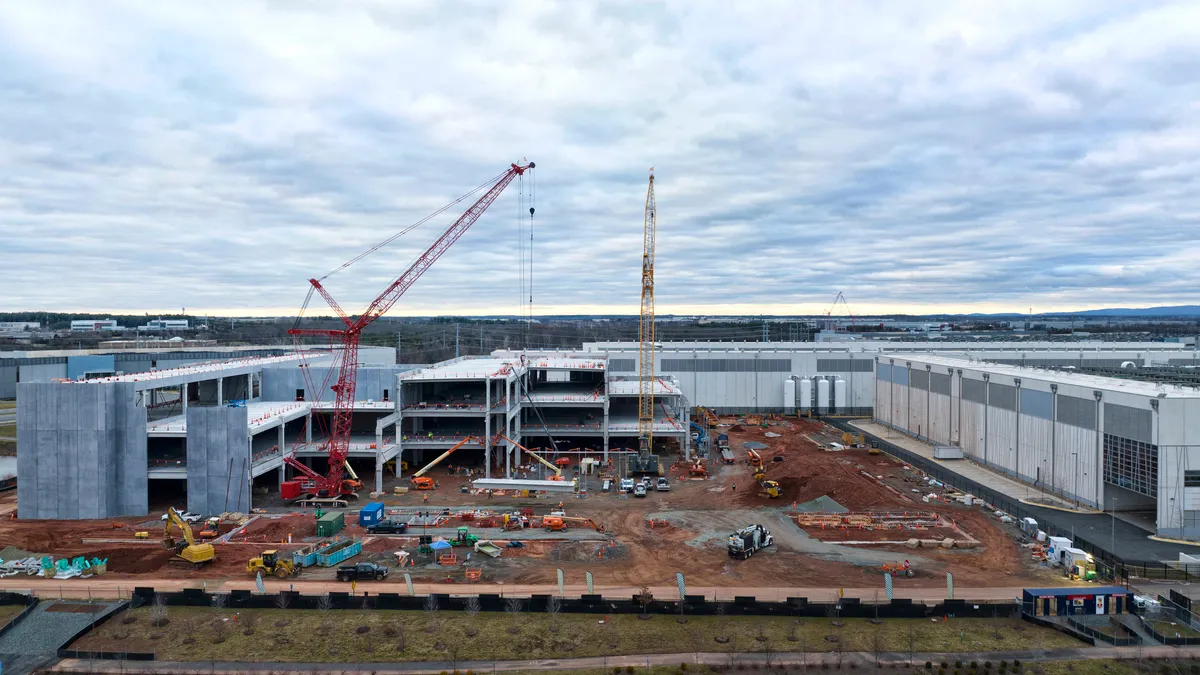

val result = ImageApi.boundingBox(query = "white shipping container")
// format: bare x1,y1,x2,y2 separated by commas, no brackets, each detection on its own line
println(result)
933,446,964,460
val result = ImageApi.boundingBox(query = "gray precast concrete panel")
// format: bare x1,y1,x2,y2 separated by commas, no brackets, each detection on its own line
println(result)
116,382,147,515
260,366,411,402
186,405,250,515
15,384,37,517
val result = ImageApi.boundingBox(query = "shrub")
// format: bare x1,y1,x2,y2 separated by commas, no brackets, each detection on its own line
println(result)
985,665,992,671
614,669,621,675
628,668,637,674
971,664,978,670
956,663,963,669
1012,662,1020,672
1000,663,1007,669
942,664,949,670
682,664,689,671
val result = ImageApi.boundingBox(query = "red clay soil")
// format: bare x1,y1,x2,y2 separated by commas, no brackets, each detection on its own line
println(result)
234,515,316,543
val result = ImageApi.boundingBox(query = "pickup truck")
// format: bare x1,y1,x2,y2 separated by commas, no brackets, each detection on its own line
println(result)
336,562,389,582
366,519,408,534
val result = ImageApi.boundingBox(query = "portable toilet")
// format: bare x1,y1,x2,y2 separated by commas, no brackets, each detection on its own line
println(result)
1020,517,1038,536
359,502,385,527
317,510,345,537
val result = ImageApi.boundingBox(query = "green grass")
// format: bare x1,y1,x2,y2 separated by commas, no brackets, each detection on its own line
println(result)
71,607,1084,663
1147,618,1200,638
0,422,14,436
0,604,27,629
0,401,15,410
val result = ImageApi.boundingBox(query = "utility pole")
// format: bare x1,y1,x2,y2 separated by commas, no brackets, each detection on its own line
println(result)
396,328,402,364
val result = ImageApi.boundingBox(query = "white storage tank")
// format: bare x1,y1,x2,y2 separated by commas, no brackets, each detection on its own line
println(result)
799,378,812,412
833,378,846,412
783,379,796,410
816,377,830,413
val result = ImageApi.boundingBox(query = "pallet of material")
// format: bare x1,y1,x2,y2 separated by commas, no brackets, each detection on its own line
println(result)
315,538,363,567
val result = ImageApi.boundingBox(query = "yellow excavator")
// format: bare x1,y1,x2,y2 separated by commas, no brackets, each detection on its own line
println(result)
496,434,564,480
162,508,215,569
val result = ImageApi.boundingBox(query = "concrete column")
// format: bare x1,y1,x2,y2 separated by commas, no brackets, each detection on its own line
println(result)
683,402,691,461
925,364,931,442
505,415,512,478
982,373,991,466
375,450,383,494
602,402,610,463
217,377,223,406
248,373,254,401
277,421,285,457
305,413,312,444
1014,378,1022,479
182,384,188,415
278,463,285,485
1094,390,1104,508
1050,384,1058,496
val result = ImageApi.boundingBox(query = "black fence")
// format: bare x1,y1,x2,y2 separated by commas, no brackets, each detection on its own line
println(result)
824,419,1142,575
1021,612,1095,646
1140,615,1200,646
53,599,132,659
0,591,38,640
131,587,1018,619
1065,616,1141,645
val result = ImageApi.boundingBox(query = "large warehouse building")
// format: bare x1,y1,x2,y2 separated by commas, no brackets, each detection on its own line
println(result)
583,340,1200,414
873,354,1200,539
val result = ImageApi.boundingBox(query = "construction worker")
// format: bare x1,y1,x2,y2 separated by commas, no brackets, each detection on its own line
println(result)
732,483,736,493
422,494,429,505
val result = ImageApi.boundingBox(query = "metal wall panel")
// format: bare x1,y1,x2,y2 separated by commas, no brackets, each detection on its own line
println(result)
989,383,1016,411
930,372,951,396
1058,395,1097,430
877,363,891,382
910,369,929,390
1104,402,1153,444
962,378,986,404
817,359,874,372
1020,389,1054,421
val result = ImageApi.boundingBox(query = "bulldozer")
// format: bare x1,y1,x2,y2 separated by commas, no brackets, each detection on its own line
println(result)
758,480,782,498
247,550,300,578
162,508,215,569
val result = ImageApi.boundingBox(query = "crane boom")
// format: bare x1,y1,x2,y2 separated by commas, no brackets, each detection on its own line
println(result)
285,161,534,499
636,168,657,470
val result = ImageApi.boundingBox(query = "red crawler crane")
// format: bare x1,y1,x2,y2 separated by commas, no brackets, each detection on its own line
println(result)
284,161,535,502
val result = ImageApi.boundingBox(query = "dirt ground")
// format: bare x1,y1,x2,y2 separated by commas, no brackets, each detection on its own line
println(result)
0,417,1066,590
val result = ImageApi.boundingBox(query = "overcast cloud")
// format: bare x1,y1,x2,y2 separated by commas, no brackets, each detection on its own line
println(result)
1,1,1198,316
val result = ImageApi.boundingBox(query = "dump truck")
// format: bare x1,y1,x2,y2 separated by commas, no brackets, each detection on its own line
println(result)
728,524,774,560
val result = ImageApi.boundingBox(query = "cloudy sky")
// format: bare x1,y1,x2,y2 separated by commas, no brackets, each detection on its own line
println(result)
2,1,1199,317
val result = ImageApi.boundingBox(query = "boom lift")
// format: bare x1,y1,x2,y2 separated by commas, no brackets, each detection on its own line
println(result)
410,436,480,489
284,161,535,502
162,509,215,569
495,434,564,480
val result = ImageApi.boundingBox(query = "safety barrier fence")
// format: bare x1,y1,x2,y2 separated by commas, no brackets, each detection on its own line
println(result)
1065,615,1141,645
128,587,1019,618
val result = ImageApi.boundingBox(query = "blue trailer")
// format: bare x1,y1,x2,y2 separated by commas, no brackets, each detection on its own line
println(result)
359,502,385,527
315,538,363,567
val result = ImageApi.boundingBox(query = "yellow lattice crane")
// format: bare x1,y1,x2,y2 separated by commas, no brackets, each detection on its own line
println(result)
635,168,658,473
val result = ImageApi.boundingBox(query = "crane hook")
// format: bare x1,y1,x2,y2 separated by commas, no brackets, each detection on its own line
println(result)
529,207,535,216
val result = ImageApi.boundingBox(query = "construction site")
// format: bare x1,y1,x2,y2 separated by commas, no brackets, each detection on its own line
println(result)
3,160,1195,600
